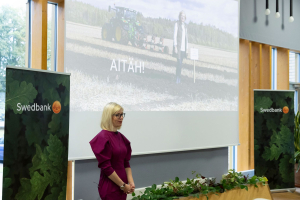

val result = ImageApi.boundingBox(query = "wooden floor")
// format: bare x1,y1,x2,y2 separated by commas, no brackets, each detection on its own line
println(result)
272,187,300,200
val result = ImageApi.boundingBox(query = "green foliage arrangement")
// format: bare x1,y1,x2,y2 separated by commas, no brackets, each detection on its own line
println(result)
131,169,268,200
295,111,300,173
3,68,70,200
254,91,295,189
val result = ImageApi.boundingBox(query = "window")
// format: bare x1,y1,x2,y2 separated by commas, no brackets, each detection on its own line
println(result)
290,51,300,114
271,48,277,90
289,51,296,82
0,0,30,127
47,2,58,71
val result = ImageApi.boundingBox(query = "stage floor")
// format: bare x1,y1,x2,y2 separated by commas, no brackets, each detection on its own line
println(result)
272,187,300,200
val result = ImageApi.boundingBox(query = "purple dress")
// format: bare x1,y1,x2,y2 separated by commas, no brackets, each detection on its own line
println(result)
90,130,132,200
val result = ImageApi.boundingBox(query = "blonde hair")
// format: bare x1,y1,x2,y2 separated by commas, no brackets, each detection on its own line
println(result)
178,10,186,21
101,102,123,131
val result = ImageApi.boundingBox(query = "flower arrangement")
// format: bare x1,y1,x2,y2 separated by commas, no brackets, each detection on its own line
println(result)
295,111,300,173
131,169,268,200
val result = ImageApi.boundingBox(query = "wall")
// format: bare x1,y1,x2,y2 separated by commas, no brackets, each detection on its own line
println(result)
240,0,300,51
74,147,228,200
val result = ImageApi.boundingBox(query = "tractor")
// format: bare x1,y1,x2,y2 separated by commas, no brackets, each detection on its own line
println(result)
102,5,144,47
101,5,169,54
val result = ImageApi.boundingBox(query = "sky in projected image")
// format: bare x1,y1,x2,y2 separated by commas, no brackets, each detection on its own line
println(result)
66,0,239,111
77,0,238,37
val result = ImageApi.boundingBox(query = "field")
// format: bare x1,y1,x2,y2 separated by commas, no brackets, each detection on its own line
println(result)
66,22,238,111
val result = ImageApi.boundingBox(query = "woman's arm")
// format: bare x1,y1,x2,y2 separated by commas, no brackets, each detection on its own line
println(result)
125,167,135,193
108,171,131,193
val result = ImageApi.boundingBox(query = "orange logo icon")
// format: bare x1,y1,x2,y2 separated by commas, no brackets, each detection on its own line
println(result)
52,101,61,114
283,106,289,114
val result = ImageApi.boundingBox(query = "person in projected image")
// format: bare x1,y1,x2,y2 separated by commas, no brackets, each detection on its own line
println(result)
90,102,134,200
173,10,188,84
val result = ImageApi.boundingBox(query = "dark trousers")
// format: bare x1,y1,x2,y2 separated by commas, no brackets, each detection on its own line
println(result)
176,51,185,78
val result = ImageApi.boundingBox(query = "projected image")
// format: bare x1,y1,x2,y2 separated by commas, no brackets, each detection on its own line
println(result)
65,0,238,111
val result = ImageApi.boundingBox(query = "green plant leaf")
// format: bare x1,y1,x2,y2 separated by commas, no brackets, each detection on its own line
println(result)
44,187,60,200
15,178,35,200
279,155,294,183
22,114,45,146
46,134,64,167
254,96,273,113
30,171,51,200
58,186,66,200
6,80,38,114
29,144,53,177
42,87,61,104
262,126,294,161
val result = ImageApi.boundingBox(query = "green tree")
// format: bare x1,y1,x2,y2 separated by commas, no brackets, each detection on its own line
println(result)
0,5,26,89
0,5,26,67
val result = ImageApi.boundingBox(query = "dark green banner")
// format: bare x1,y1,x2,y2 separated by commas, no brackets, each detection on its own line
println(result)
3,67,70,200
254,90,295,189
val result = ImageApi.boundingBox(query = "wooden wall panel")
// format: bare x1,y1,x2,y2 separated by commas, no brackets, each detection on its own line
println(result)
66,161,72,200
238,39,290,171
238,39,250,171
57,1,65,72
31,0,47,70
260,44,272,89
277,48,289,90
249,42,260,170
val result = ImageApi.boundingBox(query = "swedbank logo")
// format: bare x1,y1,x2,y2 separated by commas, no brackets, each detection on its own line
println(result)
260,106,289,114
283,106,289,114
16,101,61,114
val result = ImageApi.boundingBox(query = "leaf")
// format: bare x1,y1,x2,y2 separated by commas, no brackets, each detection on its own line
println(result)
58,186,66,200
47,113,68,138
22,114,45,146
55,75,70,92
262,126,294,161
6,80,38,114
15,178,35,200
42,87,61,103
3,178,12,188
46,134,64,167
279,155,294,183
3,167,10,177
45,187,60,200
4,112,22,165
175,177,179,182
266,120,278,131
3,188,13,200
29,144,53,177
30,171,51,200
254,96,273,113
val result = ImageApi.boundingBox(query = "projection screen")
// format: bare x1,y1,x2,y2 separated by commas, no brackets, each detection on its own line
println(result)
66,0,239,160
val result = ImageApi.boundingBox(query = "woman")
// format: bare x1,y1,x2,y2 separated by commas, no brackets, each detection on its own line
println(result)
90,102,135,200
173,10,188,84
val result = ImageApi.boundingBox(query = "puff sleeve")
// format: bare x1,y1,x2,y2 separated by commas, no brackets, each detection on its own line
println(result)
121,134,132,168
89,134,114,176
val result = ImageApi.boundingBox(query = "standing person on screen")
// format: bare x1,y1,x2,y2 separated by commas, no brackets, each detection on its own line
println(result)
173,10,188,84
89,102,135,200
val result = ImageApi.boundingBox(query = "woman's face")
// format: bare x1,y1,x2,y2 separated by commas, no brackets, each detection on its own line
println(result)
112,109,124,128
180,14,186,22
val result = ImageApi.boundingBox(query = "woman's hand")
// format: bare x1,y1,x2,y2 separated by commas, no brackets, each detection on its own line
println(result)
123,184,132,193
128,182,135,194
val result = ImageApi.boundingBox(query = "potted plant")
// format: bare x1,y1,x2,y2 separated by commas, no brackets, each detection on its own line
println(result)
131,170,268,200
295,111,300,187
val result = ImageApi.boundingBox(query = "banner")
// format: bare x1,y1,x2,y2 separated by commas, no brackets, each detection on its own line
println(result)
2,67,70,200
254,90,295,189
